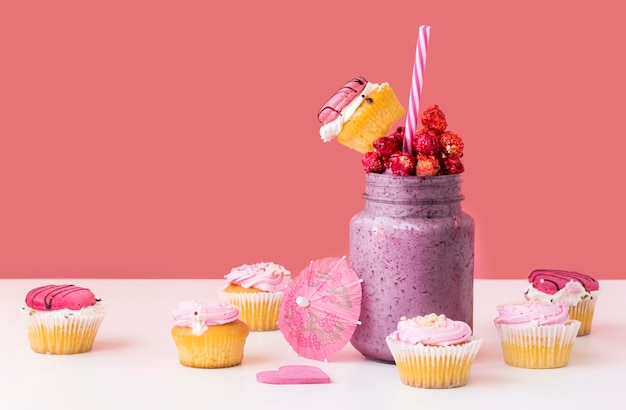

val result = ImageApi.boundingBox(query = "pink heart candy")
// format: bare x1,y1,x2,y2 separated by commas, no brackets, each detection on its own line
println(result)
256,365,331,384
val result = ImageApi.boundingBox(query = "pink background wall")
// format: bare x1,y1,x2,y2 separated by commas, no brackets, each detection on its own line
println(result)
1,1,624,280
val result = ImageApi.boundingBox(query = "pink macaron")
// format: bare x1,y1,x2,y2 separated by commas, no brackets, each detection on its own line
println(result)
317,76,368,124
25,284,98,311
528,269,599,294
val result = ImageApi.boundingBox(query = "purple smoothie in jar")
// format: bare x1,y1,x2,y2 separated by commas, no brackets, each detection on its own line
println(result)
349,172,474,362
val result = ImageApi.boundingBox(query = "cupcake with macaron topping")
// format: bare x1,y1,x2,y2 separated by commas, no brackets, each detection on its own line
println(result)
385,313,482,389
20,284,105,354
494,300,580,368
219,262,291,331
524,269,599,336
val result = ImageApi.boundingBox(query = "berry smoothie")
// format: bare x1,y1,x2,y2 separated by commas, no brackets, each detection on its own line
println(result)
349,172,474,362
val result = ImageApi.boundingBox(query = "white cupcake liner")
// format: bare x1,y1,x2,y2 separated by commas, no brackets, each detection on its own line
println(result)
569,297,597,336
495,320,581,368
218,290,283,331
20,303,106,354
495,320,580,347
386,337,482,388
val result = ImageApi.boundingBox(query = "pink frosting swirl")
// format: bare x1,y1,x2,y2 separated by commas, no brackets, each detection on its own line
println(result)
172,301,240,335
225,262,291,292
494,300,570,326
387,313,472,346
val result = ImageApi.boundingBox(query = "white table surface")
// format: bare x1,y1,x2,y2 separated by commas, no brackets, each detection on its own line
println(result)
1,279,624,410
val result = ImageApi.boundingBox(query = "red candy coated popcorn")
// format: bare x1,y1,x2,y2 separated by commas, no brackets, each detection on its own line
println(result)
420,105,447,133
373,132,403,163
411,128,440,156
442,155,464,174
388,153,417,176
439,131,464,157
416,154,441,176
361,151,386,173
390,126,406,138
360,105,465,175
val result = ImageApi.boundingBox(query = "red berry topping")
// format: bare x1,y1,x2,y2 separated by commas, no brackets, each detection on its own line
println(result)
373,133,403,162
411,128,440,156
439,131,464,157
382,126,404,138
388,153,417,176
442,155,464,174
420,105,447,133
357,104,465,176
361,151,386,173
416,154,441,176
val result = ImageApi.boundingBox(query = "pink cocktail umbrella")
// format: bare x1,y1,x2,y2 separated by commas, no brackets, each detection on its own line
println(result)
278,256,363,362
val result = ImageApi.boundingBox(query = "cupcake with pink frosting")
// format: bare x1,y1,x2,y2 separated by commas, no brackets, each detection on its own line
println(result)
171,301,249,368
494,300,581,368
385,313,482,389
219,262,291,331
20,284,105,355
524,269,599,336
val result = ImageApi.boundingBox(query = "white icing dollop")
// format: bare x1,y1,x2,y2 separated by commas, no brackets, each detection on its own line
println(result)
525,279,599,306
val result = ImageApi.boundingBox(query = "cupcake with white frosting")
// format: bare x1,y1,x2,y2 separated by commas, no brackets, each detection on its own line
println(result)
524,269,599,336
218,262,291,331
20,284,105,355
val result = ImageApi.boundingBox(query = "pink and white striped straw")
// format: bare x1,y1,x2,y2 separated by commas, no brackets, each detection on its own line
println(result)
403,25,431,154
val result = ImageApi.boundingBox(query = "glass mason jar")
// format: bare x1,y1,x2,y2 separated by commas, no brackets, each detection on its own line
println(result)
349,172,475,362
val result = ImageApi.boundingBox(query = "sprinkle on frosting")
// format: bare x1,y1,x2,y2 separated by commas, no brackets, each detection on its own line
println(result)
225,262,291,292
172,301,240,335
387,313,472,346
494,300,570,327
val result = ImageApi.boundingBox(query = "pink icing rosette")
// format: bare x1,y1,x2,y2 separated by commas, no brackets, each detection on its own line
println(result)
494,300,569,327
172,301,240,335
224,262,291,292
389,313,472,346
